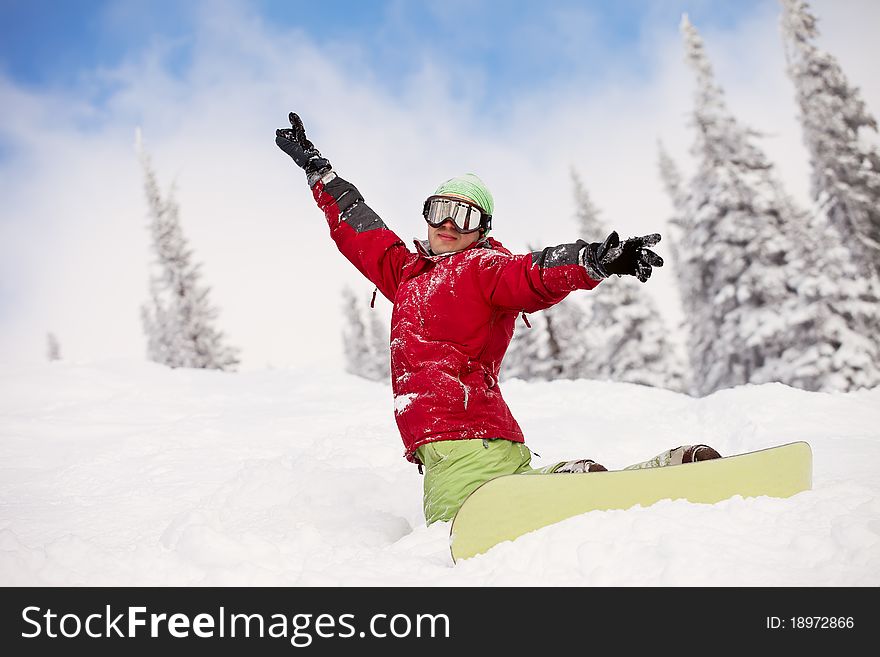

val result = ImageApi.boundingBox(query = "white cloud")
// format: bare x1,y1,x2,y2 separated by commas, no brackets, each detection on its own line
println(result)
1,0,877,371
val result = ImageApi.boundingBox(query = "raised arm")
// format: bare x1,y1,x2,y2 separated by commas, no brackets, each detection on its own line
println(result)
275,112,411,301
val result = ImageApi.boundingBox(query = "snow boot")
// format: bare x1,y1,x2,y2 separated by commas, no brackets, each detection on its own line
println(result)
551,459,609,473
624,444,722,470
681,444,722,463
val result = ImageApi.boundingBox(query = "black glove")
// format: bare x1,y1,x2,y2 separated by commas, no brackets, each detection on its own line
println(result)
586,231,664,283
275,112,332,184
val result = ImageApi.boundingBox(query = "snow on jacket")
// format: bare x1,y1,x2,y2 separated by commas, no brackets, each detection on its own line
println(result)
312,173,603,463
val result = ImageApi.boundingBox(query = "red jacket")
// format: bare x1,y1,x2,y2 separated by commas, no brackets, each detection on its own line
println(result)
313,174,602,463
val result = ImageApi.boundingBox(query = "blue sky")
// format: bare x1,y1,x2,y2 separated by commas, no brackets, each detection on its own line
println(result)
1,0,877,368
1,0,767,110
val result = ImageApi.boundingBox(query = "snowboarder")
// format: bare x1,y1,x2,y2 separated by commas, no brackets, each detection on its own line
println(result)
275,112,720,525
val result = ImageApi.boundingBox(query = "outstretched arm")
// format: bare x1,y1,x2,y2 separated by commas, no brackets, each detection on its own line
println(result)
482,232,664,312
275,112,411,301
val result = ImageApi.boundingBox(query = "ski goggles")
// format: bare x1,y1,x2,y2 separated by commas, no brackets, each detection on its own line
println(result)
422,195,492,234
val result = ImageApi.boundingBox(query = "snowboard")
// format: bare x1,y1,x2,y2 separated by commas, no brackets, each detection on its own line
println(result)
450,441,812,563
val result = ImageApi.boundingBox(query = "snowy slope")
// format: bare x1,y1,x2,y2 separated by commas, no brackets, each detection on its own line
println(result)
1,360,878,586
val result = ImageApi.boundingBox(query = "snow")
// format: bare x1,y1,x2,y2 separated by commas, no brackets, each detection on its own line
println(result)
393,393,417,414
1,359,879,586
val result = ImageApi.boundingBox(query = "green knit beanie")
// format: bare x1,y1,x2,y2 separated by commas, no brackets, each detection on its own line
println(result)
433,173,494,217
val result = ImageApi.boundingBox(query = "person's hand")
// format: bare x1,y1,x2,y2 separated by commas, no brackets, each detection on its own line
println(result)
587,231,664,282
275,112,331,182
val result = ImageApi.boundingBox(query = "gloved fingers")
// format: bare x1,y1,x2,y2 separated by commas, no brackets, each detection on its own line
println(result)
288,112,316,151
636,263,653,282
275,134,295,153
276,128,296,141
636,233,661,248
641,249,664,267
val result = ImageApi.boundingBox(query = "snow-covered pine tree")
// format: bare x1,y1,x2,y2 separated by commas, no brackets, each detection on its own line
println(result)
46,332,61,362
657,141,698,390
657,141,686,237
677,15,880,395
540,297,587,380
501,312,549,381
679,14,813,395
138,136,240,371
366,303,391,383
340,285,390,383
780,0,880,276
341,285,371,379
656,141,689,288
765,195,880,392
141,287,168,366
501,243,586,382
570,169,688,391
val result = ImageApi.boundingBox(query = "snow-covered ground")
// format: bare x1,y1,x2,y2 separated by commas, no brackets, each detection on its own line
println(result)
1,360,878,586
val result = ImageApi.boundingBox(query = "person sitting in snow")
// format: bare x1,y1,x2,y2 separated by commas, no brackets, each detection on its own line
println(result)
275,112,721,525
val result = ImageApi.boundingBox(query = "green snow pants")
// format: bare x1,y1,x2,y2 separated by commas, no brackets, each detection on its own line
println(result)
415,438,687,525
415,438,562,525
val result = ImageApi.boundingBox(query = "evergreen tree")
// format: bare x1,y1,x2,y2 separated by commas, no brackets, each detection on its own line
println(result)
341,285,390,383
768,166,880,393
138,136,240,371
657,139,689,259
542,298,588,380
504,173,687,391
780,0,880,276
501,243,585,382
656,141,690,295
764,198,880,392
503,306,587,382
676,15,880,394
570,169,688,391
366,303,391,382
657,141,698,389
679,14,813,395
657,141,686,212
341,285,371,379
46,332,61,362
502,312,551,381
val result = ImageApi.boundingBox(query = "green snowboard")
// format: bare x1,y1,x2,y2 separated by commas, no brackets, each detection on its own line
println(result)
450,441,812,563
